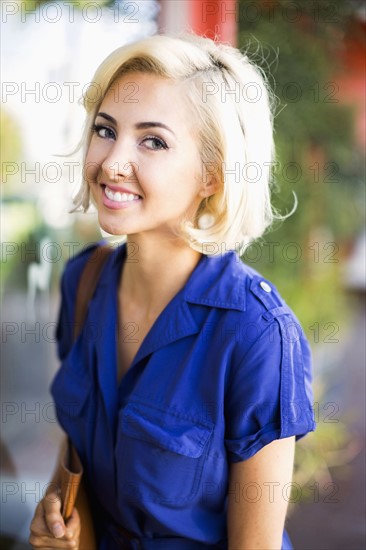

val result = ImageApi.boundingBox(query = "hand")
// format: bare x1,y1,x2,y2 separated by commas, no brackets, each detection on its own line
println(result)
29,490,81,549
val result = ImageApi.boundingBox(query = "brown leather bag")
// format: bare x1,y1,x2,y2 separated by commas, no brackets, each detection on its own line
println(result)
57,245,113,549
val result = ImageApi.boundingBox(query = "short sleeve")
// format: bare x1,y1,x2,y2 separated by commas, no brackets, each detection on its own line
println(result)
224,312,316,462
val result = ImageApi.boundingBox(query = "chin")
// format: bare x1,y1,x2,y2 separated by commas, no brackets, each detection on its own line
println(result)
99,220,128,237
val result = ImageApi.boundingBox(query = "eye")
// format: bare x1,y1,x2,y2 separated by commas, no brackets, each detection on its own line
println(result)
141,136,168,151
91,123,116,140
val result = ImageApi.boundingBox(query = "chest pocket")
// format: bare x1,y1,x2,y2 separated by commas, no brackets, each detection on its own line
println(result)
117,401,213,505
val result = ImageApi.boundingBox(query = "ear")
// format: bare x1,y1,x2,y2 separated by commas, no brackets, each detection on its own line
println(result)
199,175,222,199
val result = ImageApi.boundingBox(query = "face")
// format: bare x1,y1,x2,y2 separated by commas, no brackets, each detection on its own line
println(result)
85,72,217,239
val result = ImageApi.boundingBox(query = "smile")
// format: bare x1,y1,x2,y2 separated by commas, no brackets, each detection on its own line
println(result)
104,187,141,203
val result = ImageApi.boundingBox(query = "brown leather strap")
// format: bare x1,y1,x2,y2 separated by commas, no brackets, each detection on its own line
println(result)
60,441,83,520
73,245,114,341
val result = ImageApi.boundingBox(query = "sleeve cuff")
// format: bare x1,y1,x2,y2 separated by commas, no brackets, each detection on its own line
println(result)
225,416,316,463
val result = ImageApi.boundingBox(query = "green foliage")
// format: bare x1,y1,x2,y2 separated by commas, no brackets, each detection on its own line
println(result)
290,404,361,507
238,0,363,314
1,109,22,168
21,0,111,9
238,0,364,489
1,109,23,189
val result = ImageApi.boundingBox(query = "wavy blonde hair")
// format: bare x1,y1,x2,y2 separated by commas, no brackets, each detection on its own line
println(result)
74,33,279,255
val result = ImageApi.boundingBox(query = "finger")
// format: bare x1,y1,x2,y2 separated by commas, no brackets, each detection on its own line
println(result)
30,502,57,538
43,490,62,513
64,508,81,540
42,493,67,539
29,532,77,548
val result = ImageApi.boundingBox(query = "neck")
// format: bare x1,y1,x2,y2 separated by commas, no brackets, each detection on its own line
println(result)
119,233,202,316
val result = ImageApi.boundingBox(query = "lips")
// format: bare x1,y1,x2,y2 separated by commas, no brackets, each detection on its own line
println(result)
101,182,141,196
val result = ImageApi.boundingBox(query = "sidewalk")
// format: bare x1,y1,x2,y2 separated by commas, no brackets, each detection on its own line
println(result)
1,290,63,547
287,295,366,550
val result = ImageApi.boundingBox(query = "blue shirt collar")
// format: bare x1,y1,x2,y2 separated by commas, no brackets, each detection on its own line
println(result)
184,251,247,312
106,243,247,313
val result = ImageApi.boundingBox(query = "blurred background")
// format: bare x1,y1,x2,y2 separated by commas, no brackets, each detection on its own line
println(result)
1,0,365,548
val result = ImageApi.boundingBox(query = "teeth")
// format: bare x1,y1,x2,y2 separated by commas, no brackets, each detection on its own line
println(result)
105,187,140,202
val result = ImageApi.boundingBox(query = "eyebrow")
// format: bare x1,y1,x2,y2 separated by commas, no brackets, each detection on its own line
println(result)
96,112,116,124
96,112,176,136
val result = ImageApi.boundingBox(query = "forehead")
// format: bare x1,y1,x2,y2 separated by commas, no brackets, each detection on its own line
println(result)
100,72,190,124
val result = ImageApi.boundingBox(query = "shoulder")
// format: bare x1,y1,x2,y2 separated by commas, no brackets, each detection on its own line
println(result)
58,241,114,321
211,251,299,324
240,259,289,310
192,251,308,353
213,254,312,377
55,241,111,360
63,241,102,279
60,240,118,295
235,258,308,350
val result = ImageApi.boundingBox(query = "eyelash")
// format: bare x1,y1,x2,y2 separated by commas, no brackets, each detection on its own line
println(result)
91,123,115,140
142,135,169,150
91,124,169,150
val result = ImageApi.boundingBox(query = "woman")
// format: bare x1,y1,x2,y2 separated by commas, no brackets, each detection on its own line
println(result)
29,33,316,549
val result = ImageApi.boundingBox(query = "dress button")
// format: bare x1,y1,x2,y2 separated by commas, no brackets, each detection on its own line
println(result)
260,281,272,292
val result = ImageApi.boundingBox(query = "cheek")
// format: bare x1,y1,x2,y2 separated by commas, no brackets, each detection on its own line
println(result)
84,148,101,184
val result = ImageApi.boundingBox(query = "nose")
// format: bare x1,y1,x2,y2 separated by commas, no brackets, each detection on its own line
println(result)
101,141,137,182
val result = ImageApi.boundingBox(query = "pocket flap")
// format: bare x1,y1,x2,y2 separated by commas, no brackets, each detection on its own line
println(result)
121,402,213,458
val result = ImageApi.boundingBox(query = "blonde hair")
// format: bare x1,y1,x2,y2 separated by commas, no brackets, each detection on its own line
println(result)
74,33,280,255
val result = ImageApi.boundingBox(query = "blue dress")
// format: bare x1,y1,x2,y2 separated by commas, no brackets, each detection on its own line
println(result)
51,242,316,549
